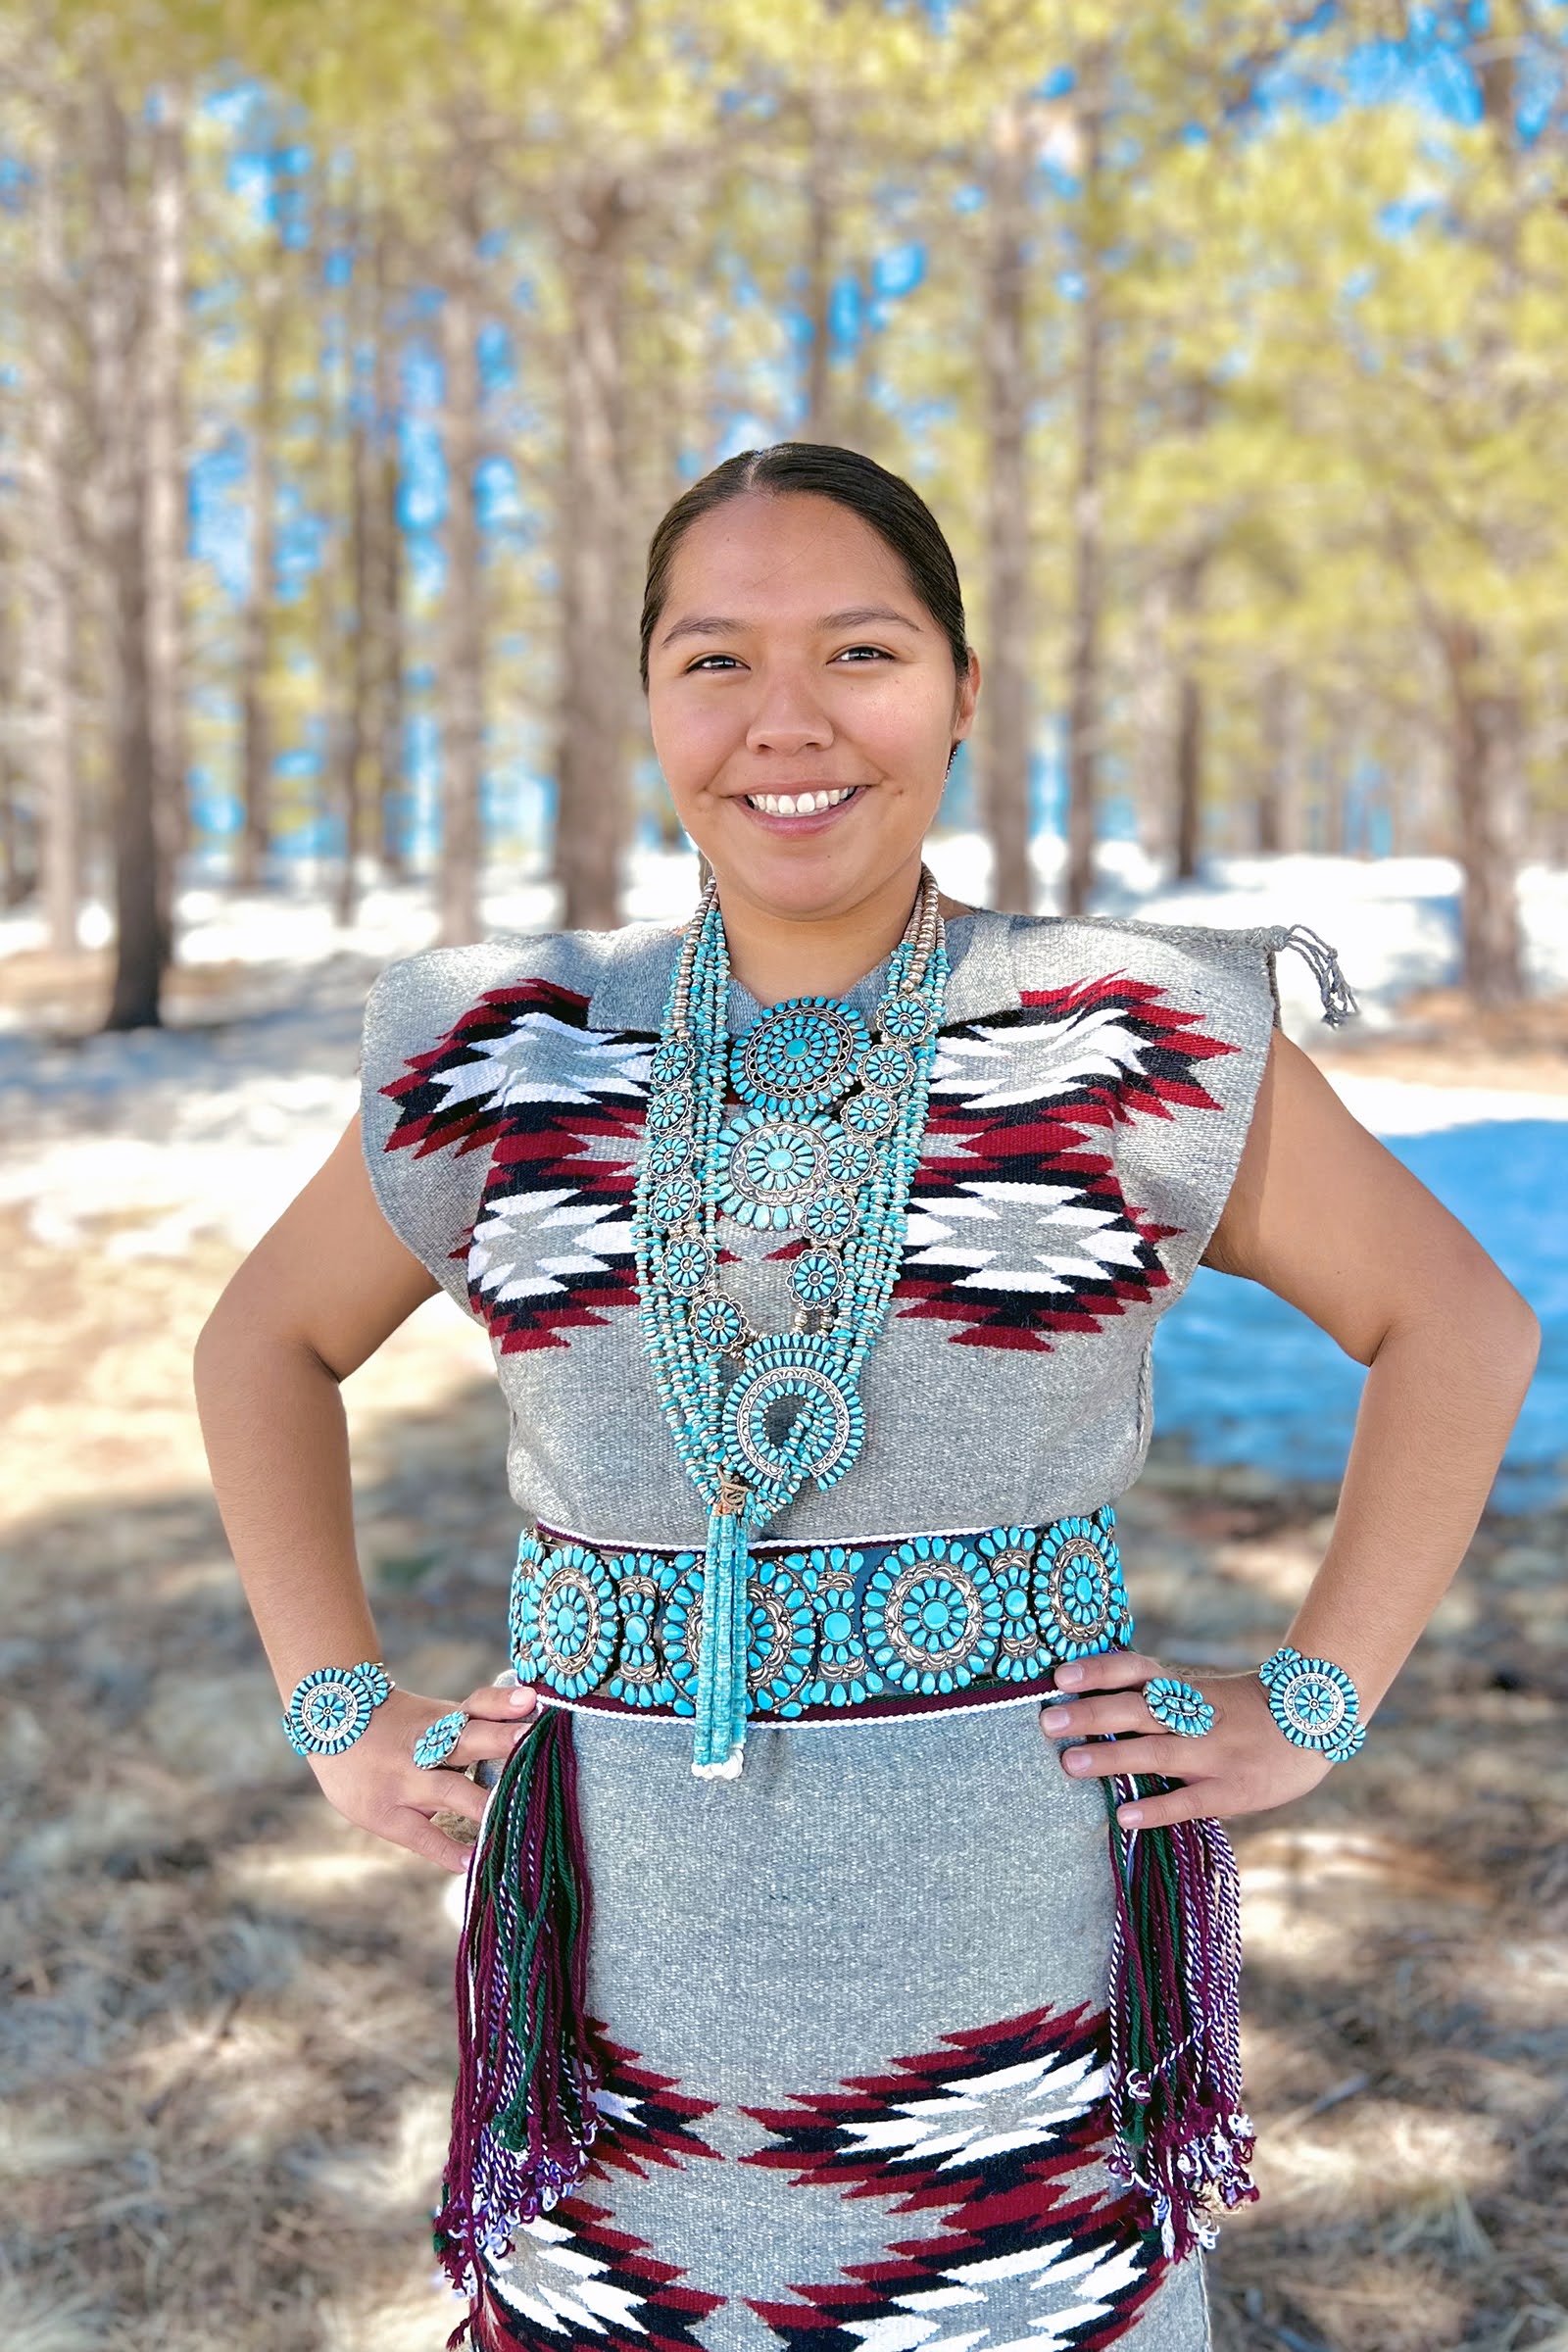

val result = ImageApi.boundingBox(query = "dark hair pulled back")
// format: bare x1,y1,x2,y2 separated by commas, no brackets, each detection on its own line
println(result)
638,442,971,695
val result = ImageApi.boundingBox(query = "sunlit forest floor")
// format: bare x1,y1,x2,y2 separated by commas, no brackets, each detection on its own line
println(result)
1,900,1564,2352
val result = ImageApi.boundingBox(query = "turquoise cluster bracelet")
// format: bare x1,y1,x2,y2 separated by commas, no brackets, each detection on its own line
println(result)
1258,1643,1366,1762
282,1660,393,1758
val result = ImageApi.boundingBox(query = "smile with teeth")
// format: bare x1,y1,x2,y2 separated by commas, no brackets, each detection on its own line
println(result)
745,787,858,816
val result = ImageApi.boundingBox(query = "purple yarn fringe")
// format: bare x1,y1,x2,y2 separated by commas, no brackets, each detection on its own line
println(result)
435,1705,601,2346
1104,1774,1258,2261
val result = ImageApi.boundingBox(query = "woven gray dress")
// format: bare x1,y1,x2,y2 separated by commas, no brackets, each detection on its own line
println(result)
360,904,1300,2352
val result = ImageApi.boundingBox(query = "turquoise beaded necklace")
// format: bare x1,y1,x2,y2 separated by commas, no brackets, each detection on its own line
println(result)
631,866,950,1776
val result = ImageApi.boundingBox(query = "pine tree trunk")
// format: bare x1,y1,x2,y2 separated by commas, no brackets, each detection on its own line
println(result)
143,88,186,966
238,227,284,890
1171,551,1205,880
803,76,835,444
437,143,485,947
1062,52,1108,919
980,95,1032,913
1256,665,1297,855
92,84,162,1032
1444,619,1525,1006
334,399,371,929
369,221,407,881
29,102,81,956
554,173,631,934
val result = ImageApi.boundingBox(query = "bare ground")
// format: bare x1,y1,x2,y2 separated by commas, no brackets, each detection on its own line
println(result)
1,1204,1563,2352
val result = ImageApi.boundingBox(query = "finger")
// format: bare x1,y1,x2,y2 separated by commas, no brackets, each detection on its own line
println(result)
1113,1784,1223,1833
392,1811,480,1875
413,1771,490,1830
1058,1732,1195,1783
1040,1691,1160,1740
464,1681,541,1722
449,1711,543,1768
1052,1650,1162,1694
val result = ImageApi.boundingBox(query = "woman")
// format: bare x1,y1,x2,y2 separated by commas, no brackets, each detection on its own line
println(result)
195,444,1538,2352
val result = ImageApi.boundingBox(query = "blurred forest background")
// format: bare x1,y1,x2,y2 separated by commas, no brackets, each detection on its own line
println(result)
2,8,1567,2352
3,0,1567,1026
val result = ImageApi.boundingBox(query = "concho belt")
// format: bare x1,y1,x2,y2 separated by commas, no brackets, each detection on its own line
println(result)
509,1507,1133,1729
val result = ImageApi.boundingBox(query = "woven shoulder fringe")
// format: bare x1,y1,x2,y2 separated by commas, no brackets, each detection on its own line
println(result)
1103,1772,1258,2260
435,1705,600,2349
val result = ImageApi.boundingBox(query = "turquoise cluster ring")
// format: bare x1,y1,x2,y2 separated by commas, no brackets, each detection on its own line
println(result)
1147,1674,1222,1749
282,1660,393,1759
413,1709,469,1769
1143,1676,1216,1739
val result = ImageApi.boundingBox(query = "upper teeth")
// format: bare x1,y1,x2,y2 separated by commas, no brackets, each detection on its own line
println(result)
748,788,855,815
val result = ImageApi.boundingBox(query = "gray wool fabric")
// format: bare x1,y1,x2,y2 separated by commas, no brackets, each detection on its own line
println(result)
357,903,1309,2352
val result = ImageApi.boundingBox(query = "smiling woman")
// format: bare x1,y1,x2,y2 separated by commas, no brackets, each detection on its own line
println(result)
194,442,1539,2352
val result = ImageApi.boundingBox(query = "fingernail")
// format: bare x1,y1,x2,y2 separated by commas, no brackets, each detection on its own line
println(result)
1055,1664,1084,1688
1050,1709,1075,1731
1063,1747,1091,1772
509,1687,536,1709
1119,1805,1144,1828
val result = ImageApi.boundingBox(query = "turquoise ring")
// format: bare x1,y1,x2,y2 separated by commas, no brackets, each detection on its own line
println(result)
1143,1676,1215,1739
413,1709,468,1770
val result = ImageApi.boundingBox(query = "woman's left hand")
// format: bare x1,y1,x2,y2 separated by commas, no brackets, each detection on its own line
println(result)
1040,1648,1335,1830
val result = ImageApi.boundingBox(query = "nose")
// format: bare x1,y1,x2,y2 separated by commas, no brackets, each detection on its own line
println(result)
745,669,835,757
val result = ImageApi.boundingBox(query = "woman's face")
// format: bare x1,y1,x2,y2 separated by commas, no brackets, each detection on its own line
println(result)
645,491,979,923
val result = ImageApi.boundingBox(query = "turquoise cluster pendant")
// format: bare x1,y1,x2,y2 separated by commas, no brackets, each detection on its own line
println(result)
631,868,950,1776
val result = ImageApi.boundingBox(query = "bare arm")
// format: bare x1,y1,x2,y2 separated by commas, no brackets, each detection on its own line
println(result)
193,1113,538,1871
1044,1030,1541,1827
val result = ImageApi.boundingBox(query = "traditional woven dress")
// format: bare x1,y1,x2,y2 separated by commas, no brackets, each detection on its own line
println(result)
359,904,1326,2352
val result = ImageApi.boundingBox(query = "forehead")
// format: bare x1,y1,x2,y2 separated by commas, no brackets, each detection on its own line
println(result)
662,492,912,620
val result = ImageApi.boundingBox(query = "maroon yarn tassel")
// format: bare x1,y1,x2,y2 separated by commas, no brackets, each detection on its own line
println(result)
435,1703,600,2346
1102,1773,1257,2261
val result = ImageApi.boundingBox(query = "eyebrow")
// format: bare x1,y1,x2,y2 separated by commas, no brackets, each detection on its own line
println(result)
658,603,926,650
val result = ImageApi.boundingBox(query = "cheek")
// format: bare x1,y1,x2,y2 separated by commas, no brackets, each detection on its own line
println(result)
649,695,731,802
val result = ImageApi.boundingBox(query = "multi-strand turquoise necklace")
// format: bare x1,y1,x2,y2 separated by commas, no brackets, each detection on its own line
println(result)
631,865,950,1776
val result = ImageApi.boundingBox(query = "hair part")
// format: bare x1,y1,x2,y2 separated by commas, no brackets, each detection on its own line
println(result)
638,442,971,696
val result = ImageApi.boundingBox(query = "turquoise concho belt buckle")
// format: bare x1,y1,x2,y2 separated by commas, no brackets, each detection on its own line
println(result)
506,1509,1135,1728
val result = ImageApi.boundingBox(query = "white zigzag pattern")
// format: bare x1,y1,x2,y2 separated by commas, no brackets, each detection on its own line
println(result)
843,2230,1147,2352
487,2210,648,2336
840,2051,1143,2352
424,1011,651,1114
903,1181,1148,1298
842,2050,1104,2171
469,1187,634,1305
929,1004,1168,1115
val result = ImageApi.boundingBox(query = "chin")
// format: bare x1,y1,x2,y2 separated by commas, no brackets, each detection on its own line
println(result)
718,858,888,925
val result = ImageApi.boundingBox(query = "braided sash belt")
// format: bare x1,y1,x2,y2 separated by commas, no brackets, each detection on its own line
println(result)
509,1506,1133,1729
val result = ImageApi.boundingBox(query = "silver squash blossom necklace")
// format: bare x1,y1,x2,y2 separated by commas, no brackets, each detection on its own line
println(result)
631,865,950,1776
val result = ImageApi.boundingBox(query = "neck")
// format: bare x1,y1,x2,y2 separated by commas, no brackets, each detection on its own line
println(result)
715,859,971,1005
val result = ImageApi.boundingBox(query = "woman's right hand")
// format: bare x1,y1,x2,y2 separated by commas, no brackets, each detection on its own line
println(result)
307,1679,543,1872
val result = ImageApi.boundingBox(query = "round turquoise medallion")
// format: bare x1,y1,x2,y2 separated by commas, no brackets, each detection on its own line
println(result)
716,1107,841,1230
860,1042,915,1093
789,1248,843,1308
802,1188,856,1245
863,1535,1002,1694
875,990,934,1043
842,1090,896,1139
690,1293,747,1353
730,998,870,1115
